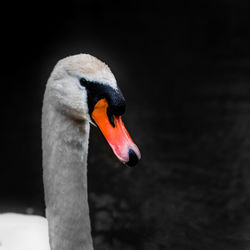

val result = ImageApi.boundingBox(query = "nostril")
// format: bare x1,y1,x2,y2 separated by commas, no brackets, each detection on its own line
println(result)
126,149,139,167
107,107,115,127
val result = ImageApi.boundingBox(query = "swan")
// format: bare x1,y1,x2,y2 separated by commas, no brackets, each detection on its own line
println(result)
0,54,141,250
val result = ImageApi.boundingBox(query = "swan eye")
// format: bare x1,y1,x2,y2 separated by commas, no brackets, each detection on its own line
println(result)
79,78,88,87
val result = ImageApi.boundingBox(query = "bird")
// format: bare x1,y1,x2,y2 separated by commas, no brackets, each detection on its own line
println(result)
0,54,141,250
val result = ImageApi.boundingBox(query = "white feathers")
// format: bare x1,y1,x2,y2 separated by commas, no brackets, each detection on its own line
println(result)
44,54,118,122
52,54,117,89
0,213,50,250
1,54,117,250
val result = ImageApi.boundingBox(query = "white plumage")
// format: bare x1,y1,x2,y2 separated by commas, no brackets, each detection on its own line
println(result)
0,213,49,250
0,54,140,250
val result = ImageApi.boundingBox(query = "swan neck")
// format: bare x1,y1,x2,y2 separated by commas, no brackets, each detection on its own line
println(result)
42,102,93,250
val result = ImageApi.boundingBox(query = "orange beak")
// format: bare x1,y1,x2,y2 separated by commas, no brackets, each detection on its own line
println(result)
91,99,141,166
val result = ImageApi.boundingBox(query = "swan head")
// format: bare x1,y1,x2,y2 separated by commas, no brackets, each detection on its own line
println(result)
46,54,141,166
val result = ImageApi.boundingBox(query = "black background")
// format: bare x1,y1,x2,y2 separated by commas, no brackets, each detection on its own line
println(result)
1,1,250,249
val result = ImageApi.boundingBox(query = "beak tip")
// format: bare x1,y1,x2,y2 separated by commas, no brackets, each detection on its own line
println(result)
126,148,140,167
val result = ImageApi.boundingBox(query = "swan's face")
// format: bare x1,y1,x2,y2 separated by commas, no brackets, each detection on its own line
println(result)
48,54,140,166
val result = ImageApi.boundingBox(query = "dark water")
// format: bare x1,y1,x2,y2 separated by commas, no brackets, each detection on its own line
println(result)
1,1,250,249
87,59,250,250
